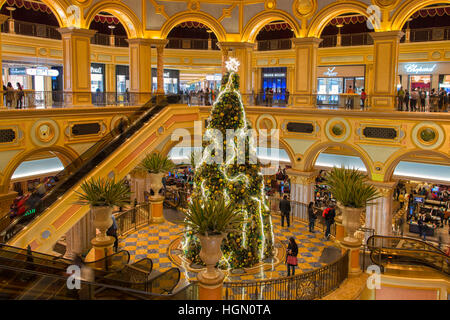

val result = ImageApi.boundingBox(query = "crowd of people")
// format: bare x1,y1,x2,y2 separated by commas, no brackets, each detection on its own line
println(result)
397,87,449,112
3,82,25,109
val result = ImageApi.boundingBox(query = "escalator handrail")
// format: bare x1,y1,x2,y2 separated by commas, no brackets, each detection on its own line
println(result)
1,97,169,241
0,262,185,300
367,235,448,256
0,244,131,274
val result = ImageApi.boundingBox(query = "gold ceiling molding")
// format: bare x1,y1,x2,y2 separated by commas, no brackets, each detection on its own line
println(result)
265,0,277,11
219,4,237,22
148,0,169,19
373,0,401,10
188,0,201,11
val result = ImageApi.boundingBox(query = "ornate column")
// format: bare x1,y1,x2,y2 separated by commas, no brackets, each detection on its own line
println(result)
369,31,404,111
216,42,229,75
58,28,96,106
287,169,317,204
127,38,152,104
150,39,169,97
150,195,164,224
292,37,322,108
365,181,396,236
64,209,96,259
130,170,148,204
0,14,9,107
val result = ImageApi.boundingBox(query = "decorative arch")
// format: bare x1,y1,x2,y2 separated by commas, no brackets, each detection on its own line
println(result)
84,0,143,38
160,11,227,42
301,141,373,176
383,149,450,183
391,0,450,31
307,1,380,37
0,0,69,27
242,10,301,43
1,146,79,193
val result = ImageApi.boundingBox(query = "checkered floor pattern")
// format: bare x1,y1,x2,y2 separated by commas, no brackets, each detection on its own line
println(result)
118,213,337,282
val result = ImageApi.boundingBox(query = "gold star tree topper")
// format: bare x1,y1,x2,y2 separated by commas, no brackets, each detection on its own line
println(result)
225,57,240,72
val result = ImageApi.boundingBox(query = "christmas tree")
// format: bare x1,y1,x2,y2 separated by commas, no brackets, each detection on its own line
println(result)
182,58,275,269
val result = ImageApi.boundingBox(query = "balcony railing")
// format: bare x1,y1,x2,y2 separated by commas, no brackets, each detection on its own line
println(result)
166,37,219,50
0,90,150,108
402,27,450,43
257,39,292,51
1,19,61,40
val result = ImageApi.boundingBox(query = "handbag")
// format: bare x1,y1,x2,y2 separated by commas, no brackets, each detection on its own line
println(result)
286,255,298,266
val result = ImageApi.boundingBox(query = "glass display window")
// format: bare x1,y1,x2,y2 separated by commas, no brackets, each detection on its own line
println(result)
409,75,431,91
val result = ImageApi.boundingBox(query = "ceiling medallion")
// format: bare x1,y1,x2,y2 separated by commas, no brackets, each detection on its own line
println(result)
293,0,317,19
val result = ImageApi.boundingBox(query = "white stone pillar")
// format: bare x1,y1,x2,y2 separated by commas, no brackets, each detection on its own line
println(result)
365,181,396,236
64,209,95,259
288,169,317,204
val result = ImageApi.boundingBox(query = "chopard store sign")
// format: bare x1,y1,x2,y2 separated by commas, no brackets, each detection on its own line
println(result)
404,63,437,74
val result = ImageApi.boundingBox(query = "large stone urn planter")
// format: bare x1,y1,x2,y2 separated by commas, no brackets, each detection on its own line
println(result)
197,233,226,283
148,172,165,197
341,206,364,242
91,205,113,241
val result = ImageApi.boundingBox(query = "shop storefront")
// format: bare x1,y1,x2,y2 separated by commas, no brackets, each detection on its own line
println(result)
261,67,287,101
398,62,450,94
152,69,180,94
91,63,105,93
316,65,365,106
116,65,129,93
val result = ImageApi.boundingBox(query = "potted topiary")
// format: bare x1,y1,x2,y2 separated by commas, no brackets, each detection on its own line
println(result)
325,166,380,242
138,152,174,198
76,177,131,241
180,196,243,282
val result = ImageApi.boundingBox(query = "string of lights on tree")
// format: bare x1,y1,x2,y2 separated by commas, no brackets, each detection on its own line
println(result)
182,57,275,269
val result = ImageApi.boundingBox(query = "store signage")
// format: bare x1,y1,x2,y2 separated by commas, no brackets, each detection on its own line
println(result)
404,64,437,74
9,67,27,75
263,73,286,78
323,67,338,77
23,208,36,217
91,66,103,74
26,68,59,77
206,75,222,81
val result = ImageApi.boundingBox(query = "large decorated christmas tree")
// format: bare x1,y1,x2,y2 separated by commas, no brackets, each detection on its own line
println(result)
182,58,275,269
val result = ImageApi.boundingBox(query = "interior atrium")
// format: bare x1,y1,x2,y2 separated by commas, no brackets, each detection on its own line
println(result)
0,0,448,305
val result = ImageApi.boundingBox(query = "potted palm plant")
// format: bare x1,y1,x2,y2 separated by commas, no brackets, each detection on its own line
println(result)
325,167,380,242
76,177,131,241
180,196,243,281
138,152,174,197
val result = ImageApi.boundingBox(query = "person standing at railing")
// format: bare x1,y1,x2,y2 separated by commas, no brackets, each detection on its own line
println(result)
6,82,14,108
308,202,317,233
286,237,298,276
279,194,291,228
285,89,290,106
397,87,405,111
107,214,119,252
360,89,367,110
419,88,426,112
345,86,355,109
16,82,24,109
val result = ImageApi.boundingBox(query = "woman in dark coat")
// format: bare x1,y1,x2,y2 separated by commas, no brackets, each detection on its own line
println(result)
308,202,317,233
286,237,298,276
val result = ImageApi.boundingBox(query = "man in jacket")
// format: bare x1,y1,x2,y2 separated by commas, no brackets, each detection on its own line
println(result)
279,195,291,228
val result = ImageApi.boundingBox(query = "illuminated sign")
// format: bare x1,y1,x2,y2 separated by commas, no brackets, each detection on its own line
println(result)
24,208,36,217
404,64,437,74
91,66,103,74
206,75,222,81
26,68,59,77
9,67,27,75
323,67,338,77
263,73,286,78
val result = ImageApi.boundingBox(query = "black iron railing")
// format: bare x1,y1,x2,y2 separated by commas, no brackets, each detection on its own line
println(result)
115,203,152,237
257,39,292,51
166,37,219,50
223,250,349,300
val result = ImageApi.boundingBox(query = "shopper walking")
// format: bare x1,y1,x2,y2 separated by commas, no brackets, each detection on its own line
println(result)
419,88,426,112
279,195,291,228
430,89,438,112
308,201,317,232
285,89,290,106
106,214,119,252
323,203,336,239
286,237,298,276
404,89,410,111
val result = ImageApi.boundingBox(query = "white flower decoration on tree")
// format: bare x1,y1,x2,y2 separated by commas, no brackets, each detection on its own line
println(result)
225,57,240,73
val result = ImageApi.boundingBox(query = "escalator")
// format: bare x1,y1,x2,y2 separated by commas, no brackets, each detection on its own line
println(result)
0,243,194,300
0,96,177,252
367,235,449,275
